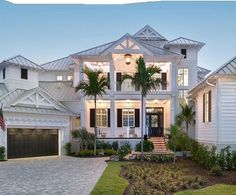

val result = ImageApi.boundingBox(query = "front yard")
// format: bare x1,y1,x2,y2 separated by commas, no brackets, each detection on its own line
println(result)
91,159,236,195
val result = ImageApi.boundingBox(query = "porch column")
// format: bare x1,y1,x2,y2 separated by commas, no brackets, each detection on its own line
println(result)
79,59,86,128
109,59,116,137
170,61,178,124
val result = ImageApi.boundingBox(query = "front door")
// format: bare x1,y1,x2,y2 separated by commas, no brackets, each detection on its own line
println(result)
146,107,164,137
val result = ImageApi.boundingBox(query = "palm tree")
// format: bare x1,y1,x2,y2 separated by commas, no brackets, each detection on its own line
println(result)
175,104,195,136
123,56,162,161
75,67,109,156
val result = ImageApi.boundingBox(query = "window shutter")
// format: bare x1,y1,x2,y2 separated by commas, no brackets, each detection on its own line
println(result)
108,109,110,127
135,109,140,127
90,109,95,127
117,109,122,127
203,94,205,123
161,73,167,90
208,91,211,122
116,73,122,91
107,73,110,89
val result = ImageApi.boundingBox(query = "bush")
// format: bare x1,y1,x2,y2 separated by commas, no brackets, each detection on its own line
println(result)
77,150,97,157
72,128,95,150
97,141,112,150
210,165,223,176
112,141,119,151
103,149,118,156
64,142,72,156
135,140,154,152
120,141,131,151
135,154,174,163
118,145,131,160
0,146,5,161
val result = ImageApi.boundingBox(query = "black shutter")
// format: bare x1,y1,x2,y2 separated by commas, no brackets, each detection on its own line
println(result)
117,109,122,127
161,73,167,90
107,73,110,89
108,109,110,127
135,109,140,127
90,109,95,127
116,72,122,91
208,91,211,122
203,94,205,123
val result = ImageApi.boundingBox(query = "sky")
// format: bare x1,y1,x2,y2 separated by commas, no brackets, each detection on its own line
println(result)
0,1,236,71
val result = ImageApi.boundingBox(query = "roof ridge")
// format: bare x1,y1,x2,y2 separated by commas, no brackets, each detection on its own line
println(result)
168,37,205,45
40,55,73,66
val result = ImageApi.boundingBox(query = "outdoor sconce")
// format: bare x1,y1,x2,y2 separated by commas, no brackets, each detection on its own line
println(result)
124,54,132,65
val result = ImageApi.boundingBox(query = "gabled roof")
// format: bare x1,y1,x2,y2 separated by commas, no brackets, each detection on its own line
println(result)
214,56,236,75
197,66,211,82
165,37,205,47
0,55,43,70
40,56,75,71
133,25,167,41
0,87,76,116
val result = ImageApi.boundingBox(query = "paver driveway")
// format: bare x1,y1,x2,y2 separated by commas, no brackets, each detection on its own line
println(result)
0,156,107,195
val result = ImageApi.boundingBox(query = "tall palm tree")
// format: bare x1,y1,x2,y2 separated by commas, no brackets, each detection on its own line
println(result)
75,67,109,156
123,56,162,161
175,104,195,136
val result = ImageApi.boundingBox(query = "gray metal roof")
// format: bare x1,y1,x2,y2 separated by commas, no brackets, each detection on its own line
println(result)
0,87,76,116
214,56,236,75
165,37,205,47
0,55,43,70
40,56,75,71
39,81,80,101
0,83,8,98
197,66,211,82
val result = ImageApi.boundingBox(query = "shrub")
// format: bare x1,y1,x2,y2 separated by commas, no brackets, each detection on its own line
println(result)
118,145,130,160
72,128,95,150
112,141,119,151
135,154,174,163
97,141,112,150
120,141,131,152
64,142,72,156
210,165,223,176
77,150,97,157
0,146,5,161
103,149,118,156
135,140,154,152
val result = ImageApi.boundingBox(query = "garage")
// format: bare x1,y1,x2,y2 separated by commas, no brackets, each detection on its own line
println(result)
7,129,58,159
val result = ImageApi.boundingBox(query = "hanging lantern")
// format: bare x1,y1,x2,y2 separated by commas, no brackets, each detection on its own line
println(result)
124,54,132,65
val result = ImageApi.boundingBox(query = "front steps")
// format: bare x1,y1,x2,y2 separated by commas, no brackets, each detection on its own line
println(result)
150,137,168,153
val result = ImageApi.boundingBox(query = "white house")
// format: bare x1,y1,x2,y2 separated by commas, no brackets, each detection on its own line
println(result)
189,56,236,151
0,25,208,158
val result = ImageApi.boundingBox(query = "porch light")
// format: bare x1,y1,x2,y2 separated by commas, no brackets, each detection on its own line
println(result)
124,54,132,65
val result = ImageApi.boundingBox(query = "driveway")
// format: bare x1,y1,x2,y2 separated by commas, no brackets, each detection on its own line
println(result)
0,156,107,195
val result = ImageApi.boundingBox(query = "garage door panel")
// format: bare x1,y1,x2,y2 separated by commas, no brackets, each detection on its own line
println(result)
7,129,59,159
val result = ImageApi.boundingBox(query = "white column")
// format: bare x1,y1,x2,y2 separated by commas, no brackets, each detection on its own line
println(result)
109,59,115,137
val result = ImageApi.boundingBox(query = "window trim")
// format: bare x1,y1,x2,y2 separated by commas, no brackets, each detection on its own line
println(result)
178,68,189,87
57,75,63,81
21,68,28,80
67,75,73,81
122,108,135,127
181,49,187,59
96,108,108,128
203,90,211,123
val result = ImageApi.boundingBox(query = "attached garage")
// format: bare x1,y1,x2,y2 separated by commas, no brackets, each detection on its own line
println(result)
7,129,59,159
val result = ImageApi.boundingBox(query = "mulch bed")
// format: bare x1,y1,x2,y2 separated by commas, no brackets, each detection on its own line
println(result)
178,158,236,185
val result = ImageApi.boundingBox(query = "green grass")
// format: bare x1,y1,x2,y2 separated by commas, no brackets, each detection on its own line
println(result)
175,184,236,195
90,161,132,195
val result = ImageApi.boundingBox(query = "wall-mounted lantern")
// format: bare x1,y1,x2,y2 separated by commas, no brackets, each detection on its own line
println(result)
124,54,132,65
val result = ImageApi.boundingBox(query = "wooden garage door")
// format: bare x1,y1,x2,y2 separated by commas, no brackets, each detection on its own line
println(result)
7,129,58,159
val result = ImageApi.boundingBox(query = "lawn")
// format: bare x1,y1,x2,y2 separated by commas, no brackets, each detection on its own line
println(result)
175,184,236,195
90,161,132,195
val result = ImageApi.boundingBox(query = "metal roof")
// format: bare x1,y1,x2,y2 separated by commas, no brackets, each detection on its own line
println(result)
197,66,211,82
0,87,76,116
0,55,43,70
40,56,75,71
39,81,80,101
0,83,8,98
165,37,205,47
214,56,236,75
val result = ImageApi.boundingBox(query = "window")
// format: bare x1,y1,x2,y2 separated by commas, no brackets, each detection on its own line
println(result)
96,109,108,127
178,68,189,87
203,91,211,123
181,49,187,59
122,109,135,127
21,68,28,80
3,68,5,79
178,89,188,107
67,75,73,81
57,75,63,81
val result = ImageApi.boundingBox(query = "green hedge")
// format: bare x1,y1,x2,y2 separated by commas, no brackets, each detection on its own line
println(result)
135,140,154,152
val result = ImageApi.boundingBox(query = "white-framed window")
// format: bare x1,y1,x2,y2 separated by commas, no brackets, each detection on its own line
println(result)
122,109,135,127
67,75,73,81
57,75,63,81
178,89,188,107
203,91,211,123
96,109,108,127
178,68,189,87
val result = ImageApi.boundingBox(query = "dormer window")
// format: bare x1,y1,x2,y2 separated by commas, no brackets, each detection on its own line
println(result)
3,68,5,79
181,49,187,59
21,68,28,80
57,75,63,81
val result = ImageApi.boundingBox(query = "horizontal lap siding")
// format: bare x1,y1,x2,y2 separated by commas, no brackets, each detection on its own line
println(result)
219,79,236,142
196,86,217,144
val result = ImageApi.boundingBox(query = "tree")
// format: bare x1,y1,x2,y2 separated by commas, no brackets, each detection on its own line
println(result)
75,67,109,156
175,104,195,136
123,56,162,161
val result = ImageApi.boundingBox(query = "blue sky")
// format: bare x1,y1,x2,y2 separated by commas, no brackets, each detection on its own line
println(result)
1,1,236,70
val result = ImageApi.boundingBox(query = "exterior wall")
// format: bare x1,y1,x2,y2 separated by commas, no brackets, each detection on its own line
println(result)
0,112,70,158
218,77,236,151
195,85,217,145
1,66,39,91
39,70,73,82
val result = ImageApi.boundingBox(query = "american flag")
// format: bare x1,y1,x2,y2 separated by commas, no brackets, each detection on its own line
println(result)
0,106,5,131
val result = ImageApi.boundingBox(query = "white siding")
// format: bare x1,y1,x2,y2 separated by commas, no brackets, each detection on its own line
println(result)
195,85,217,145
